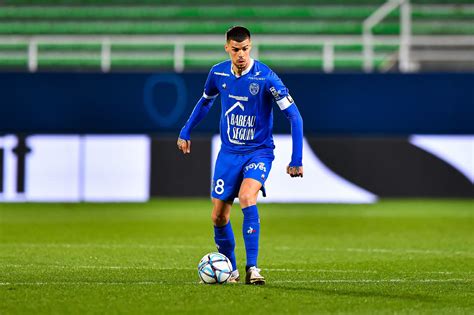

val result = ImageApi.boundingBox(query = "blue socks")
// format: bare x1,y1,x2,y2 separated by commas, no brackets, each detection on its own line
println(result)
242,205,260,270
214,221,237,271
214,205,260,272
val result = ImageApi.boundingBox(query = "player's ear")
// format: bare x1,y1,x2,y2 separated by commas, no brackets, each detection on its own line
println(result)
224,43,229,53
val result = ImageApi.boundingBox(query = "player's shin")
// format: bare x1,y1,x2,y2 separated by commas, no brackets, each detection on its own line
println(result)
213,221,237,271
242,205,260,270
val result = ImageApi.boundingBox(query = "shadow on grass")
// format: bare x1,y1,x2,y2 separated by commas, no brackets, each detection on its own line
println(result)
264,284,439,303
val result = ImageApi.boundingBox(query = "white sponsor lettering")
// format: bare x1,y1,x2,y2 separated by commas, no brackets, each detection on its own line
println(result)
229,94,248,102
245,162,267,173
230,114,256,128
214,72,230,77
232,127,255,141
225,101,256,145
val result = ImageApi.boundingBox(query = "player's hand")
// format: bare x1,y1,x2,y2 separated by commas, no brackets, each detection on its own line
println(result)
177,138,191,154
286,165,303,178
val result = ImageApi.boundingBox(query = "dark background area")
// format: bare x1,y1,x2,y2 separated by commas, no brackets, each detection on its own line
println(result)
1,72,473,135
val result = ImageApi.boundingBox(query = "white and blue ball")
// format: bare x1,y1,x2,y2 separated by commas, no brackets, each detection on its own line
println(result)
197,252,233,284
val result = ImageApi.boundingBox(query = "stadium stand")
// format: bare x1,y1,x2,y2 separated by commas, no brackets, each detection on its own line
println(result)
0,0,472,71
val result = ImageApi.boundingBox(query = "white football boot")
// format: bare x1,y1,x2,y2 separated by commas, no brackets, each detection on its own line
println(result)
227,270,240,283
245,266,265,285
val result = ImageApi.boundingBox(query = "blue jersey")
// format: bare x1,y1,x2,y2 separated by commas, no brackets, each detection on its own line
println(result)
202,59,295,154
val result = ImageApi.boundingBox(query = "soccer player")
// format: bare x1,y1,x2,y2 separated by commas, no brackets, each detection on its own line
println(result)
177,26,303,285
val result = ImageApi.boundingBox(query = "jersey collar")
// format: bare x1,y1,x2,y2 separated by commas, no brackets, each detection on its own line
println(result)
230,58,254,78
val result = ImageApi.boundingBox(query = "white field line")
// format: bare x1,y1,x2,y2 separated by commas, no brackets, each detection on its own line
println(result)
0,279,471,286
267,268,377,274
0,243,201,249
0,281,197,286
1,243,472,256
1,264,196,270
0,264,470,275
272,279,473,284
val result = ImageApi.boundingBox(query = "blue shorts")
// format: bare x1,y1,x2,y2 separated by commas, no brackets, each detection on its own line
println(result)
211,149,274,201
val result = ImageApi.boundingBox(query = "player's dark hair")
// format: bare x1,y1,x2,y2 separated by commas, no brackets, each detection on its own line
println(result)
226,26,251,42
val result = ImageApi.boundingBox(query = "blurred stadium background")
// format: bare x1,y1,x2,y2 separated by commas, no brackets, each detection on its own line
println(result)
0,0,472,202
0,0,473,72
0,0,473,313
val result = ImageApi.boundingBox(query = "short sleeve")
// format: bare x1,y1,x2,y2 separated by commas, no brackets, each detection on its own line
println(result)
203,69,219,99
267,71,294,110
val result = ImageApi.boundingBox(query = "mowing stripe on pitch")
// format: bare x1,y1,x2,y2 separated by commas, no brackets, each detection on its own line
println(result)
0,279,471,286
276,246,472,256
1,264,470,275
1,243,472,256
1,264,376,273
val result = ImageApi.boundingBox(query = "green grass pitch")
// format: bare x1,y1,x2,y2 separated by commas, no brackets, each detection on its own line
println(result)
1,199,473,314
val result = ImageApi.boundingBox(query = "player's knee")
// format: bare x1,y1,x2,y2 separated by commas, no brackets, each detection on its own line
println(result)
211,212,229,226
238,191,256,208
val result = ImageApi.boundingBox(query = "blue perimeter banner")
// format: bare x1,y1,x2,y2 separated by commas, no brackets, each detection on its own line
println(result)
0,72,473,135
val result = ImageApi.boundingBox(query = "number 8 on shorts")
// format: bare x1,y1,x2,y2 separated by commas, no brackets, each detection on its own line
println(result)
214,179,225,195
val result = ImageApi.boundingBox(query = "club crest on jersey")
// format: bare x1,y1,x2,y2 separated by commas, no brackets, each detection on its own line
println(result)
249,83,259,95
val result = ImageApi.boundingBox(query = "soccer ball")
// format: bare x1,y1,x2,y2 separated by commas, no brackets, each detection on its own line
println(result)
197,252,233,284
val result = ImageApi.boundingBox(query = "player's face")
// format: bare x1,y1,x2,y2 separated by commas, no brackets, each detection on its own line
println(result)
225,39,252,72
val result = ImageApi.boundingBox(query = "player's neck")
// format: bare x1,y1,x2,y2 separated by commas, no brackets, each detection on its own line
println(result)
233,66,242,76
232,60,251,77
233,65,245,77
